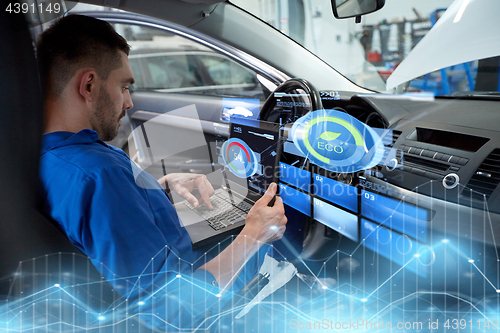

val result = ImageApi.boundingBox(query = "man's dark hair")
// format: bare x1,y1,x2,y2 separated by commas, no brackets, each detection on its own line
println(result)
37,14,130,98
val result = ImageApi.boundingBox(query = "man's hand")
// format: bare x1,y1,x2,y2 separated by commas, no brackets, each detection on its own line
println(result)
158,173,215,209
197,182,287,292
242,182,287,244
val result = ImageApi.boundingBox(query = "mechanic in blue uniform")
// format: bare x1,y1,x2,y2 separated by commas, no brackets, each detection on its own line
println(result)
37,15,287,330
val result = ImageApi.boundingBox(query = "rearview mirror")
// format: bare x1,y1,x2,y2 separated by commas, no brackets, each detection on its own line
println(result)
331,0,385,21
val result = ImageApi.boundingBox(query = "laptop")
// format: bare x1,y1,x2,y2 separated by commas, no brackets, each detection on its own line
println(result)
175,120,281,248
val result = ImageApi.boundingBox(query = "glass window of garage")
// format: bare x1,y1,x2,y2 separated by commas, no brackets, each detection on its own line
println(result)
112,23,267,100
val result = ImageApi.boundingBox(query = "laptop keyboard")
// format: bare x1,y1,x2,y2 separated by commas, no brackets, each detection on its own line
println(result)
184,189,253,230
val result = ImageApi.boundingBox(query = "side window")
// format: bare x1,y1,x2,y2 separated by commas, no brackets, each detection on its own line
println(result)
140,54,203,89
128,58,145,88
198,55,256,86
112,23,267,100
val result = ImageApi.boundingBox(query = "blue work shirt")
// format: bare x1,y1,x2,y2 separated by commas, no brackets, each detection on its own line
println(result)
39,129,263,330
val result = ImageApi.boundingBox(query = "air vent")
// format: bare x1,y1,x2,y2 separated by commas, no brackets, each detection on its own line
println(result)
378,130,402,164
466,149,500,200
382,130,402,148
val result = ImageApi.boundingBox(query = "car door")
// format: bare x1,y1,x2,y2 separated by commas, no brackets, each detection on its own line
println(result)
85,12,288,181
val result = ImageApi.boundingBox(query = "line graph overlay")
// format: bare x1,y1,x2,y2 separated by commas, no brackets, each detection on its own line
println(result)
2,182,500,332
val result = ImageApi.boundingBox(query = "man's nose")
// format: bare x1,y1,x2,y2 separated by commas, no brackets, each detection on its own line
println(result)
124,91,133,110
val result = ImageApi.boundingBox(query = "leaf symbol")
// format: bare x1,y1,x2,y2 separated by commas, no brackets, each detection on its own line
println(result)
318,131,341,141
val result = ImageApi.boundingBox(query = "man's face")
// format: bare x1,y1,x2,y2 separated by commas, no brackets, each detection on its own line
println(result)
90,51,134,141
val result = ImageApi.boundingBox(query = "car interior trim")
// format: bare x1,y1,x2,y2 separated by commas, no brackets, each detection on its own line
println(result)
131,110,230,137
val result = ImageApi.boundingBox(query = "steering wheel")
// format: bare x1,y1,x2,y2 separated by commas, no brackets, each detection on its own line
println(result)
259,78,323,123
257,78,329,262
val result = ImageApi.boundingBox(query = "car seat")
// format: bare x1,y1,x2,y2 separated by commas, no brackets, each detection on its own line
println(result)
0,3,118,309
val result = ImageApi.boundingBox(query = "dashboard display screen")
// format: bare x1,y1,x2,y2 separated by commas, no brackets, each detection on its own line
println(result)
279,162,311,191
221,97,260,123
411,127,489,152
279,183,311,217
271,104,435,276
267,91,313,125
314,198,358,241
361,190,431,242
313,173,358,213
274,92,312,117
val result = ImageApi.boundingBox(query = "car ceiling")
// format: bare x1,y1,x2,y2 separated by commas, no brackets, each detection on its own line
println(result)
79,0,225,27
75,0,364,91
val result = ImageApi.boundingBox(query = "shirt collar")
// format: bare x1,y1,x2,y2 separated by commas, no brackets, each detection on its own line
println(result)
41,129,106,154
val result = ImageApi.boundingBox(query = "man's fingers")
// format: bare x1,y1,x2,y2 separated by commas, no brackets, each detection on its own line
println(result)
278,225,286,238
206,177,215,196
279,213,287,226
175,185,199,207
199,191,213,209
157,175,168,189
194,176,214,209
272,195,284,211
258,182,277,206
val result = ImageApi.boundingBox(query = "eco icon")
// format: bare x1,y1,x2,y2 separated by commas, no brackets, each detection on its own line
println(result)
291,109,384,173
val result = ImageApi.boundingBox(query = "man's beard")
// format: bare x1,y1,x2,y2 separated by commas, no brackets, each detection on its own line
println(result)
90,87,123,141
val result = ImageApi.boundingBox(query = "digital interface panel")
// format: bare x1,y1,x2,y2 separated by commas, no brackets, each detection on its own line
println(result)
290,109,384,173
273,92,312,125
271,100,432,276
361,189,430,242
314,198,358,241
279,182,311,217
224,121,279,196
8,91,499,332
221,97,260,123
361,219,429,277
279,162,311,192
313,173,358,213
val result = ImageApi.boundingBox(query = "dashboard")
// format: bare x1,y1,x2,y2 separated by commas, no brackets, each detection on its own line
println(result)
219,80,500,287
138,77,500,304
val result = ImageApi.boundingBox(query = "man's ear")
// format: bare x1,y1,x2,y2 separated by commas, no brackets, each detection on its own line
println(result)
78,70,98,102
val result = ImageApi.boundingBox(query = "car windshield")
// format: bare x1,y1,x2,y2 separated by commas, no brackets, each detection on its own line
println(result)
232,0,500,97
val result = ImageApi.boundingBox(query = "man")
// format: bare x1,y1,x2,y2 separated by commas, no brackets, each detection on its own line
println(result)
37,14,287,329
